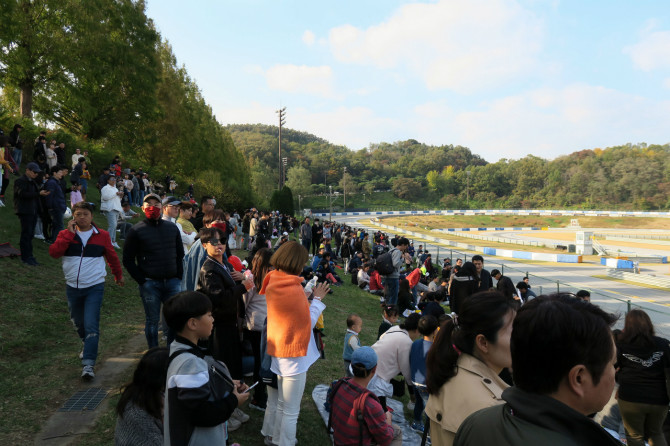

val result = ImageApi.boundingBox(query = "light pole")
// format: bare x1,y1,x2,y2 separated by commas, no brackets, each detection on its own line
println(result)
466,169,471,208
276,107,286,190
343,166,347,212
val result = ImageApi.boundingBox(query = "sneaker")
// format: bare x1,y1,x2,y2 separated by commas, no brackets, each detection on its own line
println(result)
250,400,267,412
34,234,45,240
264,436,278,446
112,242,121,249
231,407,250,423
410,421,424,433
81,365,95,381
227,416,241,432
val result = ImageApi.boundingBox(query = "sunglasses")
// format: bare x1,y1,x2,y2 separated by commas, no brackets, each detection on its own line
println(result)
207,239,224,246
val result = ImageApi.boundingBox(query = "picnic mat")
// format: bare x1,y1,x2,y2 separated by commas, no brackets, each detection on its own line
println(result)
312,384,423,445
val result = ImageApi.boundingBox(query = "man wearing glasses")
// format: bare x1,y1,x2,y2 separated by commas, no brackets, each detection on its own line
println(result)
123,193,185,348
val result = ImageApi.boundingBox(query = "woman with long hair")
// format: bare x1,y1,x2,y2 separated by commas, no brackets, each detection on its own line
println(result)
114,347,169,446
260,241,329,446
242,247,273,411
616,309,670,446
425,291,517,446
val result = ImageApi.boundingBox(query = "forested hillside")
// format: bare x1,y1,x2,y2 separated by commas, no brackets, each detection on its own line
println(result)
228,124,670,210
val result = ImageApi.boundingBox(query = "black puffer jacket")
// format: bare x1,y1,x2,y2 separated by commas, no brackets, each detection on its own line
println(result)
123,218,184,284
13,174,41,215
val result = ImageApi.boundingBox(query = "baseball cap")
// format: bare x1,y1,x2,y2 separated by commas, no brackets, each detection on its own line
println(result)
162,196,181,206
26,162,42,173
351,346,377,371
143,193,161,204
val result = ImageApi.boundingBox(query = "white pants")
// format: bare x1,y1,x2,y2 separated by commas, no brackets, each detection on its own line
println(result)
272,372,307,446
261,385,279,438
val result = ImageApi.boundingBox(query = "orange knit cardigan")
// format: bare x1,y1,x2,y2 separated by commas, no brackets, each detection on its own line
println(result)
259,269,311,358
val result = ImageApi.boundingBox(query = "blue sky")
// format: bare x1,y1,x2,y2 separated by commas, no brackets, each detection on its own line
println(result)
145,0,670,162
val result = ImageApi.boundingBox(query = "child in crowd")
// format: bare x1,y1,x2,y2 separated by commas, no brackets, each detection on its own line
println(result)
377,305,399,339
409,315,439,433
115,347,169,446
343,314,363,377
163,291,249,446
418,291,446,319
70,182,83,208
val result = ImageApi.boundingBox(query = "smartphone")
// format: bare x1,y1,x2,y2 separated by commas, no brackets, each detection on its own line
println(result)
243,381,259,394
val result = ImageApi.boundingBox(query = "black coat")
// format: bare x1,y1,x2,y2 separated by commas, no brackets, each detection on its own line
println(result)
197,256,246,326
122,218,184,284
476,268,493,292
13,174,41,215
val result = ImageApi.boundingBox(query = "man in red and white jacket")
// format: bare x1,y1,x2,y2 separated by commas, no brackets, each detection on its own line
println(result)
49,201,124,380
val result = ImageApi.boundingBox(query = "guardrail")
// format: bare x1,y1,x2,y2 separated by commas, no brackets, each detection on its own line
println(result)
606,269,670,288
317,208,670,218
334,215,670,324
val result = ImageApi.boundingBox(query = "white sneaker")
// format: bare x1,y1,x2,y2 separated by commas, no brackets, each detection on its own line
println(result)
81,365,95,381
34,234,45,240
112,242,121,249
79,349,83,359
227,416,242,432
232,407,250,423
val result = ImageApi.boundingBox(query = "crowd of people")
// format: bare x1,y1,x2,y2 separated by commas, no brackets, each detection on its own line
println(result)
4,128,670,446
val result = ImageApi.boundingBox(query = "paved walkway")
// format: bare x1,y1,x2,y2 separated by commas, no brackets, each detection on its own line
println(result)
36,333,147,445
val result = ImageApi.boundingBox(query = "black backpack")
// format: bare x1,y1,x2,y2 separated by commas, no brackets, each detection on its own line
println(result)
375,249,395,275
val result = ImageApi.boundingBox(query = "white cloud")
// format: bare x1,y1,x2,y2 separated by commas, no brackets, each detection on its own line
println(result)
328,0,544,92
410,84,670,160
624,29,670,71
302,30,316,46
664,78,670,89
265,64,336,98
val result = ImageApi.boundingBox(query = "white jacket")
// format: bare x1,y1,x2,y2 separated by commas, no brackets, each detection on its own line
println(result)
100,184,123,213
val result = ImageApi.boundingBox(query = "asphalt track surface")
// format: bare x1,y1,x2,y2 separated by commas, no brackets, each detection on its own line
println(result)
334,215,670,337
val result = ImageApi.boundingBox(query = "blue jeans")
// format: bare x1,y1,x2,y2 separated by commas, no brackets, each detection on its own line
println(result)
79,178,88,194
139,277,181,348
131,189,138,206
138,190,145,205
66,283,104,366
413,385,429,423
12,148,22,167
385,277,399,305
49,209,64,242
302,239,311,253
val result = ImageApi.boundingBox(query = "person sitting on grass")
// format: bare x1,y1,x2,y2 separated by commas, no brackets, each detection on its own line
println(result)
316,251,343,286
357,263,371,290
163,291,249,446
115,347,169,446
343,314,363,377
369,265,384,297
330,347,402,446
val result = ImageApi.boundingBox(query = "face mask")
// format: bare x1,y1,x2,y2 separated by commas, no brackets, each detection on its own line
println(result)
144,206,161,220
211,222,227,231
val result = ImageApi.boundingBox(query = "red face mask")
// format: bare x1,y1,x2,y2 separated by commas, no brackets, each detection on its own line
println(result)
144,206,161,220
211,222,227,231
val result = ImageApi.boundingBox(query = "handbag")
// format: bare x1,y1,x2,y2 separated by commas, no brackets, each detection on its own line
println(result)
390,377,405,397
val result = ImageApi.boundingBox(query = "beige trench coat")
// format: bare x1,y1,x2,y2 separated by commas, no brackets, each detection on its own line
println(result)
424,353,509,446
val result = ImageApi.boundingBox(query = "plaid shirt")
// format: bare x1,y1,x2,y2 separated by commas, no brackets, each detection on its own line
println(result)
331,379,394,446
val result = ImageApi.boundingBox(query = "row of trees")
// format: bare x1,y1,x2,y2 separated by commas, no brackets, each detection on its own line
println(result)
0,0,252,209
228,124,670,210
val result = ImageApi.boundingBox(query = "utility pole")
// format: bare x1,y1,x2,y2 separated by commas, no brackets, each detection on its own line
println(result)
329,185,333,222
298,194,301,213
466,169,471,208
343,166,347,212
276,107,286,190
282,157,288,187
